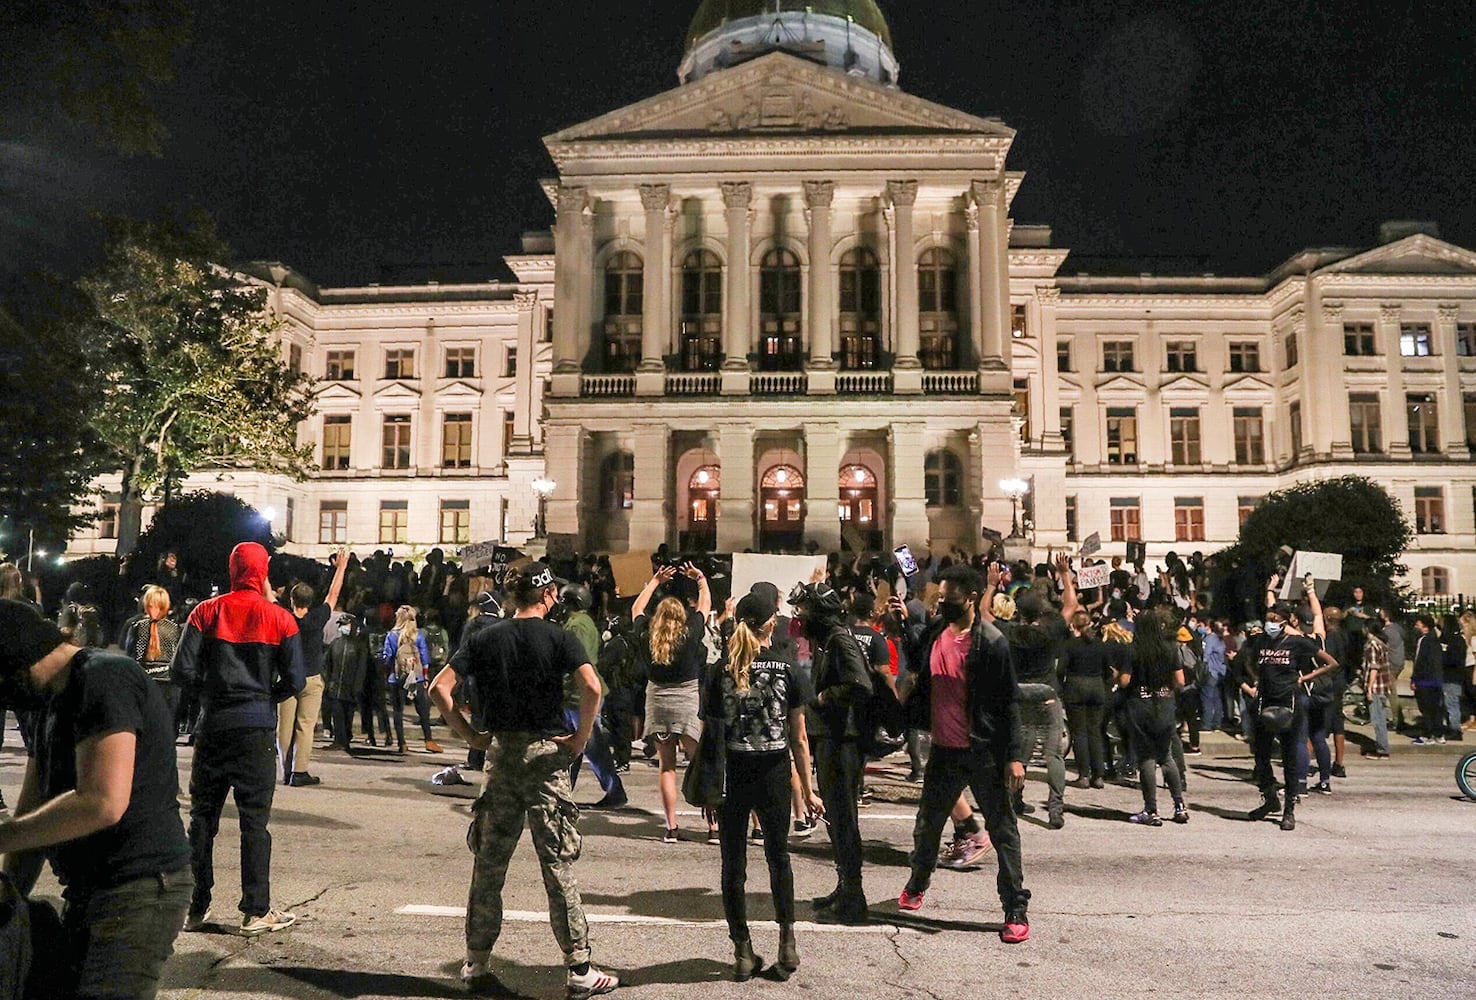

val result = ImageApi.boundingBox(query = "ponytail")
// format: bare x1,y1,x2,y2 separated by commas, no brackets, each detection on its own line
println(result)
727,619,763,693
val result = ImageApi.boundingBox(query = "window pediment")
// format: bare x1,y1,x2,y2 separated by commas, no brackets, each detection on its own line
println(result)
1158,373,1210,401
372,381,423,403
1221,374,1276,401
1094,373,1147,400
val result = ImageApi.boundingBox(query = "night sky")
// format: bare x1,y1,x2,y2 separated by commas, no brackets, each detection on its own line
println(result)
4,0,1474,288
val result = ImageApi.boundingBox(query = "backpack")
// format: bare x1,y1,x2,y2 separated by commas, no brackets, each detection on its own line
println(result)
63,603,103,649
1180,644,1210,689
394,633,423,685
831,630,904,759
424,626,450,668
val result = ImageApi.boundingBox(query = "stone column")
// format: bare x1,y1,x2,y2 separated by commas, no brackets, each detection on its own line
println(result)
628,422,671,552
806,422,842,552
1378,303,1411,458
890,421,931,549
1315,299,1350,459
1037,287,1064,452
542,423,584,542
716,423,756,552
889,181,921,393
971,179,1009,373
636,184,672,395
511,290,538,451
1437,303,1471,459
721,182,753,394
551,185,589,397
805,182,837,388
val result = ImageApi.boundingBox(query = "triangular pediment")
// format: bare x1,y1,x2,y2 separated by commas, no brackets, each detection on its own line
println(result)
1222,374,1276,399
437,379,483,400
1320,234,1476,276
1094,374,1147,398
314,382,362,404
545,52,1014,144
1159,373,1210,399
372,381,422,403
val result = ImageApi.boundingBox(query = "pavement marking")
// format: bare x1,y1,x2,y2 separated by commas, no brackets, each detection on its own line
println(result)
395,905,913,934
672,810,916,822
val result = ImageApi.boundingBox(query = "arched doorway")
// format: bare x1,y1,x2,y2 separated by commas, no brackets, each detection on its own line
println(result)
838,464,881,550
760,464,805,551
684,464,721,552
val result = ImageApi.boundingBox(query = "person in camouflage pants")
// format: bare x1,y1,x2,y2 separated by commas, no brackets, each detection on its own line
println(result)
465,734,589,965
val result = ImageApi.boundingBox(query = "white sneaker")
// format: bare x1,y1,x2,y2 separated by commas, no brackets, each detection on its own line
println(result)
567,965,620,999
239,908,297,936
461,957,508,994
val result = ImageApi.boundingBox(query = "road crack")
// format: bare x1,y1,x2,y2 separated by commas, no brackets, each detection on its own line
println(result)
288,881,350,911
883,926,945,1000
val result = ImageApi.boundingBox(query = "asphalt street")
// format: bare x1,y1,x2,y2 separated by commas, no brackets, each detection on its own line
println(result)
4,717,1473,1000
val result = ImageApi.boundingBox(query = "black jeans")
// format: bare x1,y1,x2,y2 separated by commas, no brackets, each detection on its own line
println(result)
326,696,356,745
361,672,390,743
1415,687,1445,739
718,750,795,941
1253,699,1308,798
154,682,181,736
1177,687,1202,749
905,743,1029,915
1126,696,1183,815
1063,677,1106,781
188,727,277,916
392,682,432,743
603,688,636,769
812,737,864,896
60,868,193,1000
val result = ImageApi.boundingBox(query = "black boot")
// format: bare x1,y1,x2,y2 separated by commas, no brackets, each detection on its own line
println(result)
1248,790,1281,822
1279,801,1296,831
773,924,799,981
814,890,868,925
811,885,841,909
733,939,764,981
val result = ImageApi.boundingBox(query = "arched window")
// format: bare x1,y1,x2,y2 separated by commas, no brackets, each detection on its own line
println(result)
924,449,963,507
839,247,882,370
1421,566,1451,597
602,251,644,372
759,248,803,371
600,451,634,512
680,249,724,372
688,464,721,526
838,464,879,531
919,247,960,370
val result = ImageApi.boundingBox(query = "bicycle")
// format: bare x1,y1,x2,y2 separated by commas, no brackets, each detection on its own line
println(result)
1458,748,1476,801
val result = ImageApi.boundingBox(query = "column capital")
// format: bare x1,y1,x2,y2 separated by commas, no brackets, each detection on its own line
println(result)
887,180,919,207
1378,302,1403,322
721,181,753,209
1037,285,1061,304
1437,302,1460,322
513,289,540,312
639,183,672,212
1320,300,1344,321
964,202,980,233
556,185,589,217
969,178,1004,206
803,180,835,208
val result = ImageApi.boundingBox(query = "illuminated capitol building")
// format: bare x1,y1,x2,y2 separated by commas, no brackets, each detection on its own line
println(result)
76,1,1476,597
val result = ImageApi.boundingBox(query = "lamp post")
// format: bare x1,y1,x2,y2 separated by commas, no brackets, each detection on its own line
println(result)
531,477,556,538
1000,477,1029,538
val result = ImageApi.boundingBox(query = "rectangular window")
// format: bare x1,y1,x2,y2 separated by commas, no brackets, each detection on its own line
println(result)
322,415,352,471
284,498,295,543
1458,323,1476,357
1174,497,1206,542
1056,340,1072,373
379,500,408,545
1400,323,1433,357
1414,487,1445,534
442,413,473,468
384,348,416,379
1013,379,1031,445
325,349,356,381
1165,341,1198,373
319,501,348,545
1228,341,1261,373
1102,341,1135,373
97,502,120,540
1233,407,1265,465
1060,407,1075,460
1343,323,1377,357
1105,408,1138,465
1237,496,1261,527
504,347,517,379
1350,394,1383,454
1011,303,1029,339
1065,496,1078,543
543,308,554,343
1109,498,1141,542
440,499,471,545
502,411,515,459
1465,393,1476,449
1407,393,1439,453
1169,407,1202,465
445,347,477,379
1284,331,1299,369
1290,400,1303,457
381,414,412,470
288,343,302,373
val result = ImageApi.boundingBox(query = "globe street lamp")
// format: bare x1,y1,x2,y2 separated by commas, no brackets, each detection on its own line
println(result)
1000,477,1029,538
531,477,556,538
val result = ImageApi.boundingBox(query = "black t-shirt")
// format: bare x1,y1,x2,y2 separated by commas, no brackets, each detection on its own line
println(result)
1244,633,1321,704
633,609,709,685
705,656,812,754
1062,636,1116,684
31,651,190,893
297,603,333,678
450,617,587,737
849,625,892,672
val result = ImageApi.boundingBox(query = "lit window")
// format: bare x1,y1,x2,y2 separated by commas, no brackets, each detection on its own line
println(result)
759,249,803,371
839,248,882,371
323,415,352,470
1237,496,1261,526
442,413,473,469
1421,566,1451,597
1109,498,1141,542
1174,497,1205,542
680,249,723,372
603,251,644,372
381,415,412,470
1011,303,1029,339
319,501,348,545
325,349,356,380
1400,323,1433,357
440,500,471,545
384,349,416,380
1415,487,1445,534
379,501,408,545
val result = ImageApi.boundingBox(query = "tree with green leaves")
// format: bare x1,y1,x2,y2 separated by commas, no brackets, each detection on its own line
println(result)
75,213,317,557
1217,475,1413,614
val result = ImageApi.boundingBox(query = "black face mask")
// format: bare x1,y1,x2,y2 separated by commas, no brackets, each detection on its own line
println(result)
545,599,570,625
937,600,969,624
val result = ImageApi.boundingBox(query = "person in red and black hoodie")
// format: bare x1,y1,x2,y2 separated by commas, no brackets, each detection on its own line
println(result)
171,542,305,937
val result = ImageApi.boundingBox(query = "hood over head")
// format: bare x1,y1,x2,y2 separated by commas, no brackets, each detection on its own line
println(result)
229,542,271,594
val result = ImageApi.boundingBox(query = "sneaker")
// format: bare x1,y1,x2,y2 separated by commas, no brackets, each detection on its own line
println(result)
1089,775,1105,789
946,833,994,869
1412,737,1433,746
1172,803,1190,824
1184,746,1202,757
1435,735,1446,745
1310,781,1332,795
567,965,620,999
431,766,470,787
1047,805,1065,830
1128,810,1162,827
935,836,968,869
461,957,510,996
905,769,923,783
1361,749,1390,759
792,818,815,839
1330,764,1347,778
1280,809,1296,832
748,826,764,842
586,792,628,810
183,907,211,932
897,889,924,911
239,909,297,937
859,789,874,808
1000,912,1030,944
614,763,631,774
662,827,679,844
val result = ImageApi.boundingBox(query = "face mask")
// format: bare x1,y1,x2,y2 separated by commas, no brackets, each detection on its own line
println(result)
937,600,969,624
1111,591,1122,600
338,625,352,637
1264,622,1284,638
788,616,805,639
545,599,569,625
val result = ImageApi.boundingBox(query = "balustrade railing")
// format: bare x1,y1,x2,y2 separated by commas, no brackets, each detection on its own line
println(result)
665,372,721,395
580,374,636,397
921,371,979,394
751,372,808,395
836,371,893,394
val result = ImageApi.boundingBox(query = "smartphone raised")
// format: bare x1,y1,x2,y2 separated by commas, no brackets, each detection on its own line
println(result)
893,544,920,577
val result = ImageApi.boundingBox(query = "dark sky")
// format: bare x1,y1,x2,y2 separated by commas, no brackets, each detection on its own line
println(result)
5,0,1475,288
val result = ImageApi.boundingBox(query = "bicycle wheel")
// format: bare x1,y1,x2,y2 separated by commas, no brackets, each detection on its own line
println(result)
1457,750,1476,801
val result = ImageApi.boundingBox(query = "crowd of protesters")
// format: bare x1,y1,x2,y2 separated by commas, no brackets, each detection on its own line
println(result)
2,535,1476,998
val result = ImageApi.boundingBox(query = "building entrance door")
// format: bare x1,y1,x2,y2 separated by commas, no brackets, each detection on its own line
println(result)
838,464,881,550
684,464,720,552
759,464,806,551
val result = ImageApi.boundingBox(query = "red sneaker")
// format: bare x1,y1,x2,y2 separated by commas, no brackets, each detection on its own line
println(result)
1000,913,1029,944
897,889,924,911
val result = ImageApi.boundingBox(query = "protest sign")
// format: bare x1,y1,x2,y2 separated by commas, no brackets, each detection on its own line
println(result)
731,553,826,614
1076,563,1111,591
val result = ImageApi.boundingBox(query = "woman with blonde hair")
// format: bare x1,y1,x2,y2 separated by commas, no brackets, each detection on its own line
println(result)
633,562,711,842
705,589,822,981
382,605,441,754
122,585,184,727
